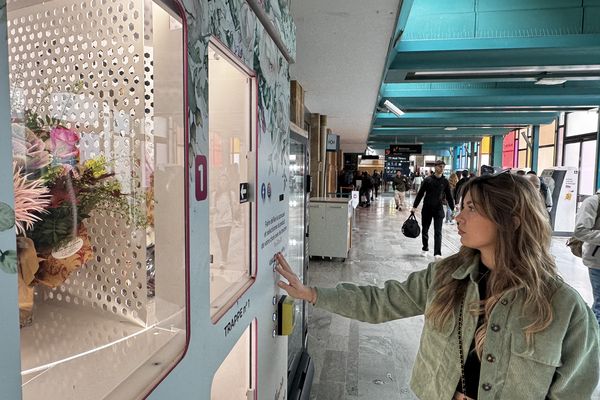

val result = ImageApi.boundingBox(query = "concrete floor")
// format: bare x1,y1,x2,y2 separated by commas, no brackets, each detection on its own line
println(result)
306,192,599,400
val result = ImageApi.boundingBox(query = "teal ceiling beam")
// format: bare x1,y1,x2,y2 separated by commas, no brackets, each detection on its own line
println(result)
388,36,600,73
369,1,600,150
374,112,557,126
382,95,600,108
402,1,599,43
371,127,510,136
382,82,600,97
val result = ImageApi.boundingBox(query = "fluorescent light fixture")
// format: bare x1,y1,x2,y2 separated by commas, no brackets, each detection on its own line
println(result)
535,77,567,86
383,100,405,117
444,127,458,131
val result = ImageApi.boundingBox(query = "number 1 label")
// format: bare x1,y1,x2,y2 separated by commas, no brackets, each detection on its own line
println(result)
195,155,207,201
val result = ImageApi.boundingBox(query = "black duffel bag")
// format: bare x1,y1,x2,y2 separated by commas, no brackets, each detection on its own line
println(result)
402,212,421,238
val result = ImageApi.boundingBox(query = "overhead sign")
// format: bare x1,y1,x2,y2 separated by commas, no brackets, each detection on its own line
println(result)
240,182,249,203
389,144,422,155
351,191,359,209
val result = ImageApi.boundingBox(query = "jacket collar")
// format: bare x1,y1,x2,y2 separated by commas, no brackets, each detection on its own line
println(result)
451,254,481,282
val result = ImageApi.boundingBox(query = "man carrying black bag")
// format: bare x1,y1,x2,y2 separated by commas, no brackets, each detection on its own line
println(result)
411,160,454,260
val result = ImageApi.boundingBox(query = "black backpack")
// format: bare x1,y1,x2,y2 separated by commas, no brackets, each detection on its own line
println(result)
402,212,421,238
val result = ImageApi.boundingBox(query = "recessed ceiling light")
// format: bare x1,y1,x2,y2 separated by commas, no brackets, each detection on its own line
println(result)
444,127,458,131
535,78,567,86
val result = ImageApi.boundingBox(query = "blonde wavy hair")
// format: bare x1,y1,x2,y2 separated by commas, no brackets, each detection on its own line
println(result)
424,172,559,357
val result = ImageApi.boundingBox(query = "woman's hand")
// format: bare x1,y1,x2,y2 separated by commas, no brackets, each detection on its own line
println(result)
275,253,317,304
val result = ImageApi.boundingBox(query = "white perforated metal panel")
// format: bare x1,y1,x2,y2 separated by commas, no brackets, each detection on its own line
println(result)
8,0,153,325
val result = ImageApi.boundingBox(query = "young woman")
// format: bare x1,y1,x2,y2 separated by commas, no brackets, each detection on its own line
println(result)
276,173,599,399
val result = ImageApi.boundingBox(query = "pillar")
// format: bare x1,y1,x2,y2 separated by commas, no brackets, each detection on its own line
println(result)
319,115,328,197
309,113,321,197
491,135,504,167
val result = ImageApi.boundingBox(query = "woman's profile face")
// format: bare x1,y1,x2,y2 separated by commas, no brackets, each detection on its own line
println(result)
455,191,497,253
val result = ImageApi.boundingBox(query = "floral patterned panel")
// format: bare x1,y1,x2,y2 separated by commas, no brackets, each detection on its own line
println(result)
251,0,296,59
182,0,291,184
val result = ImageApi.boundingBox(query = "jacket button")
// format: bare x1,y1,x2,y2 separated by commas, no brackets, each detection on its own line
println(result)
501,299,508,305
486,354,495,363
491,323,501,332
482,383,492,391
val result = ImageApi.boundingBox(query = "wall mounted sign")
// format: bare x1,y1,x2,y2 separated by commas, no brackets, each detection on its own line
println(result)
240,183,249,203
326,133,339,152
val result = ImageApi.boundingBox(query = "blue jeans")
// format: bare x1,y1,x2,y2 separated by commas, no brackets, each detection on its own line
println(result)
588,268,600,324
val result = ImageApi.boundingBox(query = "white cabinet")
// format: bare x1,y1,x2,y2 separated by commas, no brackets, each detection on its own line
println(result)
309,197,352,259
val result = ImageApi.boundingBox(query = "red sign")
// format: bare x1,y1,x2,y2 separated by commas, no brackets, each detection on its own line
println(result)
502,131,516,168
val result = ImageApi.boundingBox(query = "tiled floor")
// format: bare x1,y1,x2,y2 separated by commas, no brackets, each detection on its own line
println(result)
306,192,599,400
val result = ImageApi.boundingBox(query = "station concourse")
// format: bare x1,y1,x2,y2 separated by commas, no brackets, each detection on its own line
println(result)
1,0,600,399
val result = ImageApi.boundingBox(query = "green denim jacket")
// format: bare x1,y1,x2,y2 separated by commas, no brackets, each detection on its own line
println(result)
314,257,600,399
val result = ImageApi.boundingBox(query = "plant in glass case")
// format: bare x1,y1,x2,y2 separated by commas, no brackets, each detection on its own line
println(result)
12,105,146,327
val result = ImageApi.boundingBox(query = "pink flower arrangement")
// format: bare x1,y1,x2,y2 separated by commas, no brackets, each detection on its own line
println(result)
12,162,51,236
48,126,80,161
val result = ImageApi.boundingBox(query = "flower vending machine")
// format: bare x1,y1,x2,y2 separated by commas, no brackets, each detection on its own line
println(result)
0,0,300,398
1,0,188,398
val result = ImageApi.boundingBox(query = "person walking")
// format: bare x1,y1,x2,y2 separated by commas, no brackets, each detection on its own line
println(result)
372,170,382,199
392,170,409,211
413,172,423,193
574,189,600,324
412,160,454,259
359,171,373,207
454,170,470,204
446,172,459,224
527,170,552,213
276,172,599,400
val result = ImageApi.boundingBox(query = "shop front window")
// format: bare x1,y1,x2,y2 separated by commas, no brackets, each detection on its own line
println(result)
8,0,187,398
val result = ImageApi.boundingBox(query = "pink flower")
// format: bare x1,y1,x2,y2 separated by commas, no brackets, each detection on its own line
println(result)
13,162,51,235
48,126,80,160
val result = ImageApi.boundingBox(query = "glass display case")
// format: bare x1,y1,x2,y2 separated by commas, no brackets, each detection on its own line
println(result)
287,131,306,372
7,0,187,398
208,41,256,321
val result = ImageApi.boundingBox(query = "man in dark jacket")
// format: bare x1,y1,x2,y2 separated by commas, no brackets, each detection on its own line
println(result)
412,160,454,259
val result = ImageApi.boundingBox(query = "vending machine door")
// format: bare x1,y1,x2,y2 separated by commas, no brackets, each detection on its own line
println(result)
287,129,313,398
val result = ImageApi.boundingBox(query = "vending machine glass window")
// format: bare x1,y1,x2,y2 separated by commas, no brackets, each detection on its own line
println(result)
8,0,188,398
208,42,255,320
287,134,306,372
211,322,256,399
